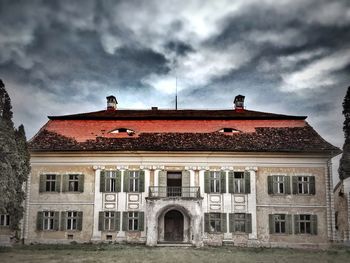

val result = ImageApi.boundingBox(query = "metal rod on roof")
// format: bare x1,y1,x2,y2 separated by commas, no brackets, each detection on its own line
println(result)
175,76,178,110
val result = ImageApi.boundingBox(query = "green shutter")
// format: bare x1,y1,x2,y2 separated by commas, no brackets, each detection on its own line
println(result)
100,171,105,192
158,171,167,187
204,213,210,233
115,212,120,231
220,171,226,193
124,171,130,192
267,176,273,194
98,212,104,231
139,170,145,192
310,176,316,195
122,212,128,231
139,212,144,231
37,211,43,230
60,211,67,231
228,172,234,193
62,174,68,192
78,174,84,192
244,171,251,194
182,170,190,187
246,213,252,233
204,171,210,193
53,211,60,230
229,213,234,233
269,214,274,234
286,214,292,234
110,212,116,231
294,215,300,234
39,174,45,192
285,176,291,194
116,171,121,192
105,172,111,192
77,212,83,231
311,215,317,235
292,176,298,194
55,174,61,192
221,213,227,233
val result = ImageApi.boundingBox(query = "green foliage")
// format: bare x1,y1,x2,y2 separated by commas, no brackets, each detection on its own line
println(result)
0,79,30,231
339,87,350,180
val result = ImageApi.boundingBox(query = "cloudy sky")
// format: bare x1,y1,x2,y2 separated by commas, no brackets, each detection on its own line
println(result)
0,0,349,181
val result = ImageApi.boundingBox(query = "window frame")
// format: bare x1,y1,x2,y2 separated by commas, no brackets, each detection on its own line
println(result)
209,171,221,193
128,212,139,231
45,174,57,192
105,171,117,192
293,175,315,195
297,214,312,234
209,213,222,233
68,174,79,192
273,214,286,234
129,171,140,192
233,213,246,232
66,211,78,231
268,174,291,195
0,214,10,227
43,211,55,231
233,172,245,194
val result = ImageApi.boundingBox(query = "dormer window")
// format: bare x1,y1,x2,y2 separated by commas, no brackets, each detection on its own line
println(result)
110,128,135,136
218,128,240,134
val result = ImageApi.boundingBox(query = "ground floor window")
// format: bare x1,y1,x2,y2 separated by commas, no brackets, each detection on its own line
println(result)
0,214,10,227
295,214,317,235
122,211,144,231
229,213,252,233
204,213,227,233
98,211,120,231
37,211,59,231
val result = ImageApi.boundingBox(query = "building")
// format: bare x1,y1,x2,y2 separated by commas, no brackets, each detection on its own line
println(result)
334,178,350,243
18,95,341,247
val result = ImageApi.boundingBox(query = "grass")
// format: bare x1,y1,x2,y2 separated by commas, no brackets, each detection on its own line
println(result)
0,243,350,263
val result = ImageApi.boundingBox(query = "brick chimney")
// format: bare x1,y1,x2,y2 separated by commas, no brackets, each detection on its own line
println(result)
234,95,245,112
106,95,117,111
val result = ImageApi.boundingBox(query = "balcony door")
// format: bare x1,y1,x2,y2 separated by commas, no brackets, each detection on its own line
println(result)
167,172,182,197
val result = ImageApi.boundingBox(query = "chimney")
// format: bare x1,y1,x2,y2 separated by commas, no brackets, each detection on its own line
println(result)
106,95,117,111
234,95,245,112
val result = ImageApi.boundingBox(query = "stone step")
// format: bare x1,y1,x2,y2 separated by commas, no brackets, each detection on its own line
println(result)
157,242,193,247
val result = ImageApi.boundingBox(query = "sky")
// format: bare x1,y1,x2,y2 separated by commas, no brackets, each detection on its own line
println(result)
0,0,349,183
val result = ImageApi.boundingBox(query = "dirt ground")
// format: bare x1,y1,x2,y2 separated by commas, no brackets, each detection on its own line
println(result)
0,244,349,263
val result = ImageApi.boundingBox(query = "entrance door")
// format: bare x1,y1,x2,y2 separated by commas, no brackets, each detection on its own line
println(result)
167,172,182,197
164,210,184,241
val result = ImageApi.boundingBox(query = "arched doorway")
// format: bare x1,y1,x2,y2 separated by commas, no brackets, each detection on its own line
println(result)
164,210,184,241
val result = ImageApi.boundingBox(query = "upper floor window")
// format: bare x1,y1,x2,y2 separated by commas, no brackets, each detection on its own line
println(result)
204,171,226,193
100,170,121,192
39,174,61,193
292,176,315,195
61,174,84,192
204,213,227,233
229,213,252,233
0,214,10,227
268,175,291,195
228,171,250,194
129,171,139,192
124,170,145,192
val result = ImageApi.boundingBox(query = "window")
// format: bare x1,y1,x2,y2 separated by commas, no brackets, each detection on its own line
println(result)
204,171,226,193
267,175,291,195
67,211,77,230
122,212,144,231
98,211,120,231
294,214,317,235
123,170,145,193
68,174,79,191
218,128,240,134
0,214,10,227
43,211,55,230
229,213,252,233
37,211,59,231
61,174,84,192
39,174,61,193
100,170,121,192
61,211,83,231
269,214,292,234
204,213,227,233
229,171,250,194
292,176,315,195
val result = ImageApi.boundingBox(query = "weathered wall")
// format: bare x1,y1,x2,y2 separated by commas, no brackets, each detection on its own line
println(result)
334,183,349,241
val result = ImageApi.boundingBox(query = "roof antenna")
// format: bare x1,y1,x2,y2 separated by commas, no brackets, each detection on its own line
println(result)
175,76,178,110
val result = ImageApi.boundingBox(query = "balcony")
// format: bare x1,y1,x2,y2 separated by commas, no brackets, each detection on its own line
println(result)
148,186,201,199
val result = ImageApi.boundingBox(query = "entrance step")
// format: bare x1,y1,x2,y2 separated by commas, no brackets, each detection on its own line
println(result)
157,242,193,247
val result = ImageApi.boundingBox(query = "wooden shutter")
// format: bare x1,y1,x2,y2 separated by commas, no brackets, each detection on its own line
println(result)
285,176,291,194
55,174,61,192
122,212,128,231
60,211,67,231
78,174,84,192
294,215,300,234
37,211,43,230
244,171,251,194
245,213,252,233
204,171,210,193
110,212,116,231
221,213,227,233
268,214,274,234
115,212,120,231
310,176,316,195
123,171,130,192
139,212,144,231
204,213,210,233
100,171,105,192
158,170,167,187
77,212,83,231
311,215,317,235
53,211,60,230
220,171,226,193
267,176,273,194
228,172,234,193
286,214,292,234
116,171,121,192
182,170,190,187
98,212,104,231
229,213,234,233
39,174,45,192
139,170,145,192
62,174,68,192
292,176,298,194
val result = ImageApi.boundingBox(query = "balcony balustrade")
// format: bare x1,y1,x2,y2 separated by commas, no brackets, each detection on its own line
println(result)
148,186,201,199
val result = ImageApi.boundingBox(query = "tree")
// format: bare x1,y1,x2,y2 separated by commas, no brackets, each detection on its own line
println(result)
339,87,350,180
0,79,30,232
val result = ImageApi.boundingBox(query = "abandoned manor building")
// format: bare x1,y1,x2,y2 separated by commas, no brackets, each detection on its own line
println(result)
4,95,342,247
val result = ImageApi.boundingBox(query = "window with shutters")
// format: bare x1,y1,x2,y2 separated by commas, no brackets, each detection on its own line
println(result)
234,213,246,232
104,212,115,231
234,172,244,193
46,174,57,192
0,214,10,227
209,213,222,232
68,174,79,192
229,213,252,233
106,171,117,192
293,176,315,195
295,214,317,234
40,174,61,193
123,170,145,193
129,171,140,192
268,175,290,195
128,212,139,231
210,172,221,193
269,214,292,234
67,211,78,230
43,211,55,230
275,176,285,194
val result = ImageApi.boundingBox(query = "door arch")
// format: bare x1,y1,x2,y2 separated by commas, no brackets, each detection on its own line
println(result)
164,210,184,241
